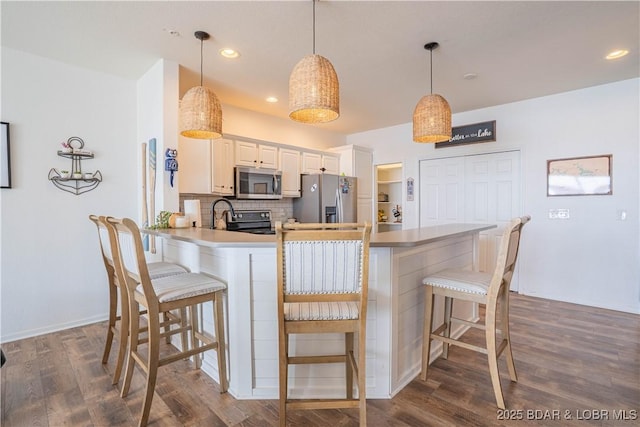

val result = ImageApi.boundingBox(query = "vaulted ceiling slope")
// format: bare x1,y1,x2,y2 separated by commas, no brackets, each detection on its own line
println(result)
2,1,638,135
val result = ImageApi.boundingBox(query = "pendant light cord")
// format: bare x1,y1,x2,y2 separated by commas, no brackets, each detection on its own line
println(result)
429,48,433,95
312,0,316,55
200,37,204,86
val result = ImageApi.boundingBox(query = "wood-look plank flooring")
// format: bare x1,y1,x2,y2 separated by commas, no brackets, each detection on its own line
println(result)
1,294,638,426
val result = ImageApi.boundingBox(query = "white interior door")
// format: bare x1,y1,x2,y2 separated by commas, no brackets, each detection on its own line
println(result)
419,157,465,225
464,152,521,281
419,151,522,290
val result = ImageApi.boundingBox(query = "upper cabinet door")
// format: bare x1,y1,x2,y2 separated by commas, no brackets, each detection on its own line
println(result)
301,152,322,174
280,148,301,197
212,138,235,196
322,155,340,175
301,151,340,175
235,140,258,167
258,145,278,169
235,140,278,169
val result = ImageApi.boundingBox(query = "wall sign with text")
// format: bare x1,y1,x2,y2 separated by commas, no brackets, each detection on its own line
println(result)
435,120,496,148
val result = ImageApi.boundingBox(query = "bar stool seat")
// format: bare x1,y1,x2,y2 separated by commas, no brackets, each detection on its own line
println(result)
147,262,189,280
138,272,226,303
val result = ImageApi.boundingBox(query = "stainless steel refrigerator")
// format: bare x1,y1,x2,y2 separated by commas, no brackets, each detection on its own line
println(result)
293,174,357,223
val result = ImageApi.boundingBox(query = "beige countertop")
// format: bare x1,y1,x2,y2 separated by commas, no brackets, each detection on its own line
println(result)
144,223,495,249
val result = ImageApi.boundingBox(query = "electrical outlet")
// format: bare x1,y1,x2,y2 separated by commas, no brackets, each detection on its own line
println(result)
549,209,570,219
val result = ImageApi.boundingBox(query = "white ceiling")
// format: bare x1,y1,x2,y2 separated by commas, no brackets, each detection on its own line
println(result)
2,1,638,135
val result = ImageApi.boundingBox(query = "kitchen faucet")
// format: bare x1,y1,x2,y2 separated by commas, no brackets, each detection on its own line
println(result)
211,198,236,229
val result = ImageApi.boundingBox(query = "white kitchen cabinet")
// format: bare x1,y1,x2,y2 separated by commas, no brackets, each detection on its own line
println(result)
301,151,322,174
330,145,373,199
212,138,235,196
322,154,340,175
178,137,211,194
178,136,235,195
330,145,374,224
235,140,278,169
279,148,301,198
301,151,339,175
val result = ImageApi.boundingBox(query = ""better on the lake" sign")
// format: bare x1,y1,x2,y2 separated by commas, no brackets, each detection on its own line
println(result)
435,120,496,148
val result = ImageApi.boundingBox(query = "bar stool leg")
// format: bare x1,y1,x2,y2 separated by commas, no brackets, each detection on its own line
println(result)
501,290,518,382
214,294,228,392
345,332,354,399
189,305,201,369
485,302,505,409
102,278,118,365
113,286,129,385
421,285,435,381
139,311,161,427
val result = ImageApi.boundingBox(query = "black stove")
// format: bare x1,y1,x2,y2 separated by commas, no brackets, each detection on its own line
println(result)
225,210,275,235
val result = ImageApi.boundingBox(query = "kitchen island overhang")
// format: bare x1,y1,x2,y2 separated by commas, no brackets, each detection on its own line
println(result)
144,223,495,399
145,222,495,249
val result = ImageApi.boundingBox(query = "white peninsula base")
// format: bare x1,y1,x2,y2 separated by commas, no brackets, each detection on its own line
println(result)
149,223,495,400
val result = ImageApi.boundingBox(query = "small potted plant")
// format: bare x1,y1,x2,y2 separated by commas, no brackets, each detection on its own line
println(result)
72,171,82,179
59,170,70,179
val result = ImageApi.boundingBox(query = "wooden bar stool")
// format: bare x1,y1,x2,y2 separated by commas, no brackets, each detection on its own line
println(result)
105,216,228,427
421,215,530,409
89,215,188,385
275,221,372,427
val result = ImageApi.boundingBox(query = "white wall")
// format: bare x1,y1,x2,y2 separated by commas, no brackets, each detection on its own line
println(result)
348,78,640,314
0,48,138,342
221,104,346,150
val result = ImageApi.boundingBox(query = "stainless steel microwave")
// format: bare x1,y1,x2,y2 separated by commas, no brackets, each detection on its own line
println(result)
235,167,283,200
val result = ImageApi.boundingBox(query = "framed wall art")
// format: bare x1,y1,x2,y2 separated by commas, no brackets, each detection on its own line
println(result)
1,122,11,188
547,154,612,196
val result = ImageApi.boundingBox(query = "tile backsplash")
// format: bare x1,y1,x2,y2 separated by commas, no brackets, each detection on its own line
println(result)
179,194,294,228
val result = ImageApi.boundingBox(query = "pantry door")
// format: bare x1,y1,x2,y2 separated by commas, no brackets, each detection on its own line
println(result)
419,151,521,290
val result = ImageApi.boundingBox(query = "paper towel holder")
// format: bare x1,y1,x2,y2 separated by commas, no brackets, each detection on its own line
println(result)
183,199,202,228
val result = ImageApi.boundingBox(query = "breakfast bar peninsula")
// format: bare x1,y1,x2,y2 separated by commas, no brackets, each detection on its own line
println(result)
146,223,495,400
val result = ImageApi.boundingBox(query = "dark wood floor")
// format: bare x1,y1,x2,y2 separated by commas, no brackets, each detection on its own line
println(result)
2,294,638,426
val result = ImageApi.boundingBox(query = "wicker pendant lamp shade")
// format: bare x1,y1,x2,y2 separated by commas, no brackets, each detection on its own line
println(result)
413,42,451,143
413,94,451,143
289,54,340,123
180,31,223,139
180,86,222,139
289,0,339,124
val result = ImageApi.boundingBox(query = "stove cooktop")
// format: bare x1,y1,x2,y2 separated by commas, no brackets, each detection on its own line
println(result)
225,209,274,234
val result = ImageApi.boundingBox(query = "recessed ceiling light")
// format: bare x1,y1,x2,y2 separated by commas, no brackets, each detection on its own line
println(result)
219,48,240,59
606,49,629,60
163,28,180,37
463,73,478,80
266,96,279,103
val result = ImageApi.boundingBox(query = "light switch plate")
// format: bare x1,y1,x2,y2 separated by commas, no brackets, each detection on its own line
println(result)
549,209,570,219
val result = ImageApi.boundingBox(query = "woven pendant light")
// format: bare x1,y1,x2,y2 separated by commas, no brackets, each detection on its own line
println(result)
413,42,451,143
289,0,339,123
180,31,222,139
